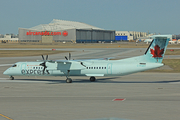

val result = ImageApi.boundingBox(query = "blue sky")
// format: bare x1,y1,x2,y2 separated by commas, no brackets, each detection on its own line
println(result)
0,0,180,35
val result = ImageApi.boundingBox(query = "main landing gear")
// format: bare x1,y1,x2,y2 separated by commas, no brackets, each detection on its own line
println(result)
90,76,96,82
65,70,96,83
66,77,96,83
65,70,72,83
66,76,96,83
66,78,72,83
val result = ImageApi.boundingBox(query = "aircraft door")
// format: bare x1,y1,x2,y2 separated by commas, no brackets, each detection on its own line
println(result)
107,63,112,74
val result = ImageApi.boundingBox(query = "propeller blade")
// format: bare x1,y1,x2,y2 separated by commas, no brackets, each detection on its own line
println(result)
46,55,48,60
65,56,68,60
41,55,44,60
39,62,47,75
42,67,46,74
69,53,71,60
46,70,50,74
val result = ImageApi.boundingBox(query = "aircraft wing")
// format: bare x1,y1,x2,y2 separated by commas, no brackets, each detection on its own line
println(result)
60,57,115,62
44,57,114,71
46,60,89,71
57,61,87,70
95,57,115,60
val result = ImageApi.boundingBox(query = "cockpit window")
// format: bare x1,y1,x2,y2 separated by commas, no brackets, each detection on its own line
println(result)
12,64,17,67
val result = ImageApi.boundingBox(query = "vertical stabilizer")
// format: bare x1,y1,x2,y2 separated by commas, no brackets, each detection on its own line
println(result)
144,36,170,63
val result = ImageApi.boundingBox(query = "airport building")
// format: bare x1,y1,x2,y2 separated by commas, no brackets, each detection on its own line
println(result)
115,31,148,41
18,19,115,43
0,34,18,43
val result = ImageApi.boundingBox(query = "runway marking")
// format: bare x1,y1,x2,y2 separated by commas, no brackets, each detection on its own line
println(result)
0,114,13,120
112,98,126,101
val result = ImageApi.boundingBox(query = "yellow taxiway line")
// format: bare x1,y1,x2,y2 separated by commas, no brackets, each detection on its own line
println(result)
0,114,13,120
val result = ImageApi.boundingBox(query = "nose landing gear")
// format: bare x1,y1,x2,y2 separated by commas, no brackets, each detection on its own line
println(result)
10,76,14,80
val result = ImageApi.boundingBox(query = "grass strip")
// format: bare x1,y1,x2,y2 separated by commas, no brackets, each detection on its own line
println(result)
0,50,70,57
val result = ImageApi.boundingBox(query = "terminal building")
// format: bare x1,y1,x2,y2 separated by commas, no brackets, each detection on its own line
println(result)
0,34,18,43
115,31,148,41
18,19,115,43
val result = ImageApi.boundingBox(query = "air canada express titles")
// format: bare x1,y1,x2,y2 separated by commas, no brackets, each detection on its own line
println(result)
21,69,49,75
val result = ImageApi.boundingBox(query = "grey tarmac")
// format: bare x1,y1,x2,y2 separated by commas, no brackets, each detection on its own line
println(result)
0,48,180,120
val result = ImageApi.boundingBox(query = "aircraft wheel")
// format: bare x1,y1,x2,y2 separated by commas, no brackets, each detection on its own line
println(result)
66,78,72,83
10,76,14,80
90,76,96,82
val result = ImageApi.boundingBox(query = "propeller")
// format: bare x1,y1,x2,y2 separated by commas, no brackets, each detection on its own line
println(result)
65,53,71,60
41,55,48,60
69,53,71,60
65,56,68,60
39,55,49,74
41,55,44,60
40,62,47,74
46,55,48,60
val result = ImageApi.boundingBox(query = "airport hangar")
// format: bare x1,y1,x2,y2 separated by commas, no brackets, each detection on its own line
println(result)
18,19,115,43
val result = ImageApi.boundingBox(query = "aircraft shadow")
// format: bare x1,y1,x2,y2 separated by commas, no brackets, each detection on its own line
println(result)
16,77,180,84
16,79,65,83
74,78,180,84
96,79,180,83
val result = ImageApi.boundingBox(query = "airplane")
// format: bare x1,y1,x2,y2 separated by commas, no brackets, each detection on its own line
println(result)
3,36,169,83
144,39,153,43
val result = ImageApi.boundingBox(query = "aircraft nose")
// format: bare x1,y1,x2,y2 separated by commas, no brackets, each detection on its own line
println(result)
3,69,9,75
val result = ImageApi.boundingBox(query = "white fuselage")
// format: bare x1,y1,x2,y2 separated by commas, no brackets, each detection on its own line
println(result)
3,57,163,77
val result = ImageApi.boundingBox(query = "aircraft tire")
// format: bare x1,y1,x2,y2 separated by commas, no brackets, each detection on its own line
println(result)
10,76,14,80
90,76,96,82
66,78,72,83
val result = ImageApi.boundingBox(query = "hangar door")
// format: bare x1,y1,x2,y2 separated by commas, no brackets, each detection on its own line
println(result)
42,36,53,43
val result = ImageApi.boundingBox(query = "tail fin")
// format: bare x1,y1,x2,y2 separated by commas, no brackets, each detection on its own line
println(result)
144,36,170,63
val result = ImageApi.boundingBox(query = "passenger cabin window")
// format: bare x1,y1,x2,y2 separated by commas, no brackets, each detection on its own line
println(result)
12,64,17,67
86,66,106,69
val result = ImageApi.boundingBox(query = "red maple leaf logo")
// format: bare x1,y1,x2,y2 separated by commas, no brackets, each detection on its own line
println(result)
150,45,164,58
62,31,68,37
